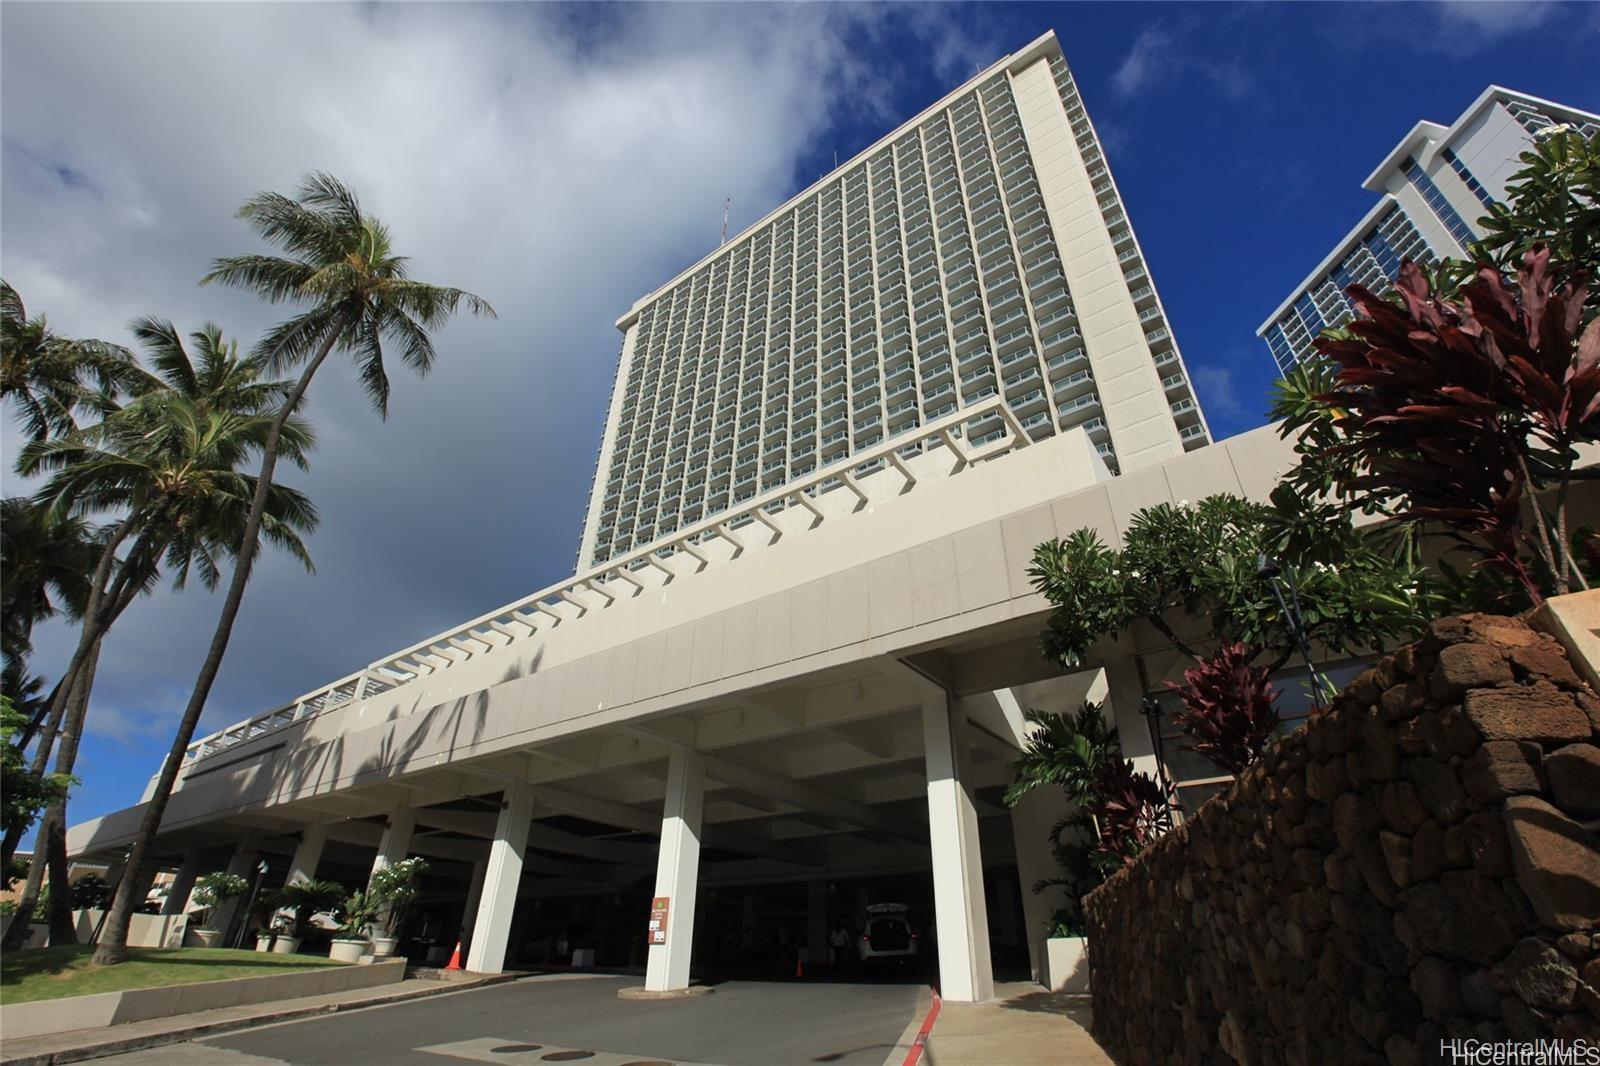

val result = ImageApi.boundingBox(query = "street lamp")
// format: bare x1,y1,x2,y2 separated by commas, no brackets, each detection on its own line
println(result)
1139,695,1181,818
234,859,271,949
1257,553,1327,710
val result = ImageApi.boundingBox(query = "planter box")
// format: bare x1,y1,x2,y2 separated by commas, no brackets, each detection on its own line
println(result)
328,939,368,963
1045,936,1090,993
0,958,405,1040
184,927,224,948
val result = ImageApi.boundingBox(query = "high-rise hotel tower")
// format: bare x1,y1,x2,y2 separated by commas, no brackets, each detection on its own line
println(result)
578,32,1209,570
1258,88,1599,376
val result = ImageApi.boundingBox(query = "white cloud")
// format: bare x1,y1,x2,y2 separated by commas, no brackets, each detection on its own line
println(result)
1,3,995,811
1192,365,1243,418
1111,23,1253,103
1433,0,1557,37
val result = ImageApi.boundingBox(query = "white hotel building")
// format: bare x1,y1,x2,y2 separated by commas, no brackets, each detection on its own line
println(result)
68,31,1267,1003
576,37,1208,570
1258,87,1600,375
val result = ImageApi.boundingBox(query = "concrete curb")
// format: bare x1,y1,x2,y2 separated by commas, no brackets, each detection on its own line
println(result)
615,984,714,1001
0,972,523,1066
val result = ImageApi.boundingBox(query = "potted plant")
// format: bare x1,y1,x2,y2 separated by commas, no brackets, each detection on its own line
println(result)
367,857,428,957
186,872,249,947
273,879,346,955
329,890,378,963
250,889,282,951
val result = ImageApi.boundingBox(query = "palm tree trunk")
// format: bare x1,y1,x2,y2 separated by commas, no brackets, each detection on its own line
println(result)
46,635,103,944
11,675,66,753
94,329,343,966
1,516,152,875
1,653,95,951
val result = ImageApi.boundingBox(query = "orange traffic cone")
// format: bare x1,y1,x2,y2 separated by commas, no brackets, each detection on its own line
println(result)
445,939,463,971
795,956,804,979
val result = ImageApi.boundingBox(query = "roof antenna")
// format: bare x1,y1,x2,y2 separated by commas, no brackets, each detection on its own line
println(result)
721,196,730,246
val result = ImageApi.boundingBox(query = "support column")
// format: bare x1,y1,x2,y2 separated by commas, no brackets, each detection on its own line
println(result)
211,845,259,942
459,859,488,957
922,690,994,1003
465,784,533,974
807,880,828,965
645,742,705,992
1009,787,1068,984
371,805,416,879
162,852,204,917
286,823,328,886
1104,659,1159,780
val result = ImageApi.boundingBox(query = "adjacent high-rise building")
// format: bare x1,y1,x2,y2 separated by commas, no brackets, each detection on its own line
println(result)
577,32,1209,570
1258,88,1600,376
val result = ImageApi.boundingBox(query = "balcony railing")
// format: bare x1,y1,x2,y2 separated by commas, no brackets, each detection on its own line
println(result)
174,396,1036,771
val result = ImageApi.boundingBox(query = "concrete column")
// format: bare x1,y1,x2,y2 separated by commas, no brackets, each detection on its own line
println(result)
1104,658,1160,780
371,805,416,879
162,852,204,916
211,846,259,941
807,881,828,964
922,690,994,1003
1009,787,1068,984
285,824,328,886
465,784,533,974
644,742,705,992
459,859,488,956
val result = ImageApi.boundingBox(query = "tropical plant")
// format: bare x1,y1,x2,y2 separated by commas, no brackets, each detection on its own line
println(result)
368,856,428,937
1088,756,1175,867
1166,642,1281,776
0,498,96,672
192,872,250,930
3,322,319,951
1,696,72,873
276,879,346,939
1277,249,1599,603
1029,494,1429,672
335,890,380,939
1,279,142,441
1464,127,1599,310
70,872,112,909
97,174,494,966
1004,702,1150,935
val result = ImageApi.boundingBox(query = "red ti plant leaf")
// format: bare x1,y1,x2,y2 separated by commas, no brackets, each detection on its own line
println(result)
1166,641,1281,776
1312,247,1598,601
1088,756,1173,866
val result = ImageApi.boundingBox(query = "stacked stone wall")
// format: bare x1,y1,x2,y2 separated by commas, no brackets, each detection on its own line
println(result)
1083,613,1600,1065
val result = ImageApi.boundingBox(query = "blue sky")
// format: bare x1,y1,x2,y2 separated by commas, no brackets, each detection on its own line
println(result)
3,2,1598,842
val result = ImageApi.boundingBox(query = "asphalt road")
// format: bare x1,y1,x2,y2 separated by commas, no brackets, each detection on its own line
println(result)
93,973,925,1066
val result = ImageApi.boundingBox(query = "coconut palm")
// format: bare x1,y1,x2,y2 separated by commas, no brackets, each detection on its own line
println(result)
0,498,97,674
95,173,494,965
2,323,319,948
1,280,142,441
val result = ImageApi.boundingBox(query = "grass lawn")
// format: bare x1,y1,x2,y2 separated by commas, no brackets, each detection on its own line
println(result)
0,945,344,1005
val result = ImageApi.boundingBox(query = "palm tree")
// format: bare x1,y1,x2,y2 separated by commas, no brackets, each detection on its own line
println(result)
3,322,319,948
0,498,98,730
94,173,493,965
1,280,142,441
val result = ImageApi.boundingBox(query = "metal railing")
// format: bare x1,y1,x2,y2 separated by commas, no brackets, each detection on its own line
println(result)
178,396,1034,769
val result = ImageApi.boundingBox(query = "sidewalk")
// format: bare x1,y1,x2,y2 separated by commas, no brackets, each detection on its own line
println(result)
0,971,520,1066
925,982,1112,1066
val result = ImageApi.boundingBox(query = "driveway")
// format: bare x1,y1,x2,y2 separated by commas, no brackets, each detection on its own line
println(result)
92,973,927,1066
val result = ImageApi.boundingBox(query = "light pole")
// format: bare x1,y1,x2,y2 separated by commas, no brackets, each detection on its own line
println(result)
234,859,271,949
1139,695,1181,819
1257,554,1327,710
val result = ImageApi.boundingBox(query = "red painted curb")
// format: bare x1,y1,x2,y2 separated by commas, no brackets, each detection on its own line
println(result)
901,987,942,1066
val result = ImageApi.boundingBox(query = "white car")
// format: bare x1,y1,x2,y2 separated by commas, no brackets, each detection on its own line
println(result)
857,903,920,964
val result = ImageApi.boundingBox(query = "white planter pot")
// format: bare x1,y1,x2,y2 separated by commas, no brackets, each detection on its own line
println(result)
270,935,302,955
1045,936,1090,993
255,935,274,953
370,936,398,957
186,927,224,948
328,938,368,963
